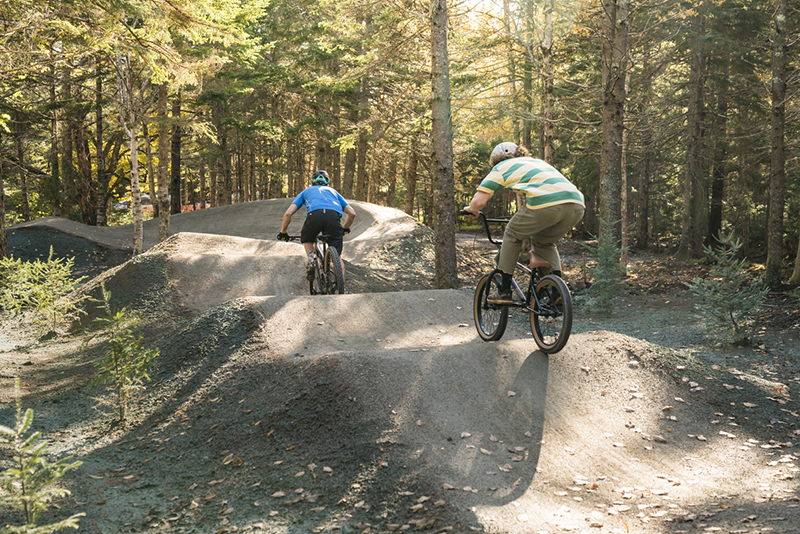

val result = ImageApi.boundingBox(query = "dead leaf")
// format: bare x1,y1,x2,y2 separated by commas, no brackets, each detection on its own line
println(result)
480,448,492,455
271,491,286,498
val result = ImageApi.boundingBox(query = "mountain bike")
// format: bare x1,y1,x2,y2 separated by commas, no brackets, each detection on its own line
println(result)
459,210,573,354
286,234,345,295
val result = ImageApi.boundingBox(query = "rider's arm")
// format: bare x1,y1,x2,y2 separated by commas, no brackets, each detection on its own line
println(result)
463,191,492,218
342,204,356,231
280,203,299,233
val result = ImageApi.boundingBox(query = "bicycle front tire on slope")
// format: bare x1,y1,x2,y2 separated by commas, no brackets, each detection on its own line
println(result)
530,274,573,353
324,246,345,295
473,272,508,341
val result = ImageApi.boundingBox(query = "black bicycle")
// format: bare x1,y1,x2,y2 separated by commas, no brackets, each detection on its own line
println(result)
287,234,345,295
459,210,573,354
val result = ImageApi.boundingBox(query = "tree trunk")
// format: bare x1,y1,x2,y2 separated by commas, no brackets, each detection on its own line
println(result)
199,159,206,208
356,105,369,201
404,137,418,217
48,64,61,217
708,73,729,246
342,95,358,198
502,0,520,143
95,56,108,227
677,7,707,259
142,121,158,217
0,131,6,258
766,0,787,290
157,83,171,242
14,112,31,222
61,70,75,219
170,92,182,214
431,0,458,288
386,156,398,208
540,0,555,164
115,53,145,254
599,0,628,242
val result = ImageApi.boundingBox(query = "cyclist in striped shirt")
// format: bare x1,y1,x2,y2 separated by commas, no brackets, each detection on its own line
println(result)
462,142,585,305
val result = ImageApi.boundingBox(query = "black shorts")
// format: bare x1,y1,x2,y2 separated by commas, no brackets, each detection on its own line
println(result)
301,209,344,254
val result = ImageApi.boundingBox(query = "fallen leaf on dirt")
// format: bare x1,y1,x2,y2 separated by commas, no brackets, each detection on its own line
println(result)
480,448,492,455
268,511,279,517
461,432,471,439
490,435,500,442
208,479,225,485
310,506,324,512
416,420,424,426
271,491,286,498
442,484,455,490
743,402,759,408
410,503,425,512
294,471,305,477
508,391,516,397
323,466,332,473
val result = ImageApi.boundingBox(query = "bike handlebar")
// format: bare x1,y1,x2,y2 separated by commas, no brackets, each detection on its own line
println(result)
458,210,504,247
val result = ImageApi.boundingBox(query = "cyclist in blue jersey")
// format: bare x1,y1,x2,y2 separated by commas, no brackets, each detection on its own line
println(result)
277,170,356,280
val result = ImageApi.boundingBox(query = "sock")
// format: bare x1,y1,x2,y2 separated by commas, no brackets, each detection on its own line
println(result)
500,272,512,292
551,269,562,278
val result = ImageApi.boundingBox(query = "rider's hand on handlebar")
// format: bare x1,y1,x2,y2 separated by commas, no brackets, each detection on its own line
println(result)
461,206,479,219
343,228,351,235
277,232,290,241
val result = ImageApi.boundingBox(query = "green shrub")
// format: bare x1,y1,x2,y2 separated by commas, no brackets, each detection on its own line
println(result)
83,283,158,422
581,219,627,314
0,248,90,335
688,234,768,345
0,379,84,533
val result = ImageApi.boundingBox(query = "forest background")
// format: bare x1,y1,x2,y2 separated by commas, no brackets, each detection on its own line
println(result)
0,0,798,288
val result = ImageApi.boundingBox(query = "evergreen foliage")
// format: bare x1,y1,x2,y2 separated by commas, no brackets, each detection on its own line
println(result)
83,283,159,422
688,234,769,346
582,219,627,315
0,248,89,334
0,379,84,533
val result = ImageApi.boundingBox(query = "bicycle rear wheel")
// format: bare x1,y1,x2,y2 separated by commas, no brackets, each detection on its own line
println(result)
473,272,508,341
308,260,324,295
530,274,573,353
324,247,345,294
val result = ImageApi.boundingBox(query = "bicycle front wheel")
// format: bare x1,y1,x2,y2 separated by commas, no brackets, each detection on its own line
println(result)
324,247,345,294
473,272,508,341
530,274,573,353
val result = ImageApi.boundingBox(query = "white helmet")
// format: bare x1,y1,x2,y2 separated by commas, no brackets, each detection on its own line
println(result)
489,142,518,167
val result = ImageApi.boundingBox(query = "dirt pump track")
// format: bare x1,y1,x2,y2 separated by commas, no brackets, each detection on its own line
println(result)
2,199,800,534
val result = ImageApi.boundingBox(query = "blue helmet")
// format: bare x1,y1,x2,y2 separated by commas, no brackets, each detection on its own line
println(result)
311,170,330,186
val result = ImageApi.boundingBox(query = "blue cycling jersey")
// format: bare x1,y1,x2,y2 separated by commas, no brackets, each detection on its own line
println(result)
292,185,349,216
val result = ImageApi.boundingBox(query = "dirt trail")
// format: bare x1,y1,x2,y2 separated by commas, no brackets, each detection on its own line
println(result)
1,202,799,534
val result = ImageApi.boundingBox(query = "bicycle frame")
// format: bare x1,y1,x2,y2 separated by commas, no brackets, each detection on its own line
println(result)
471,212,548,316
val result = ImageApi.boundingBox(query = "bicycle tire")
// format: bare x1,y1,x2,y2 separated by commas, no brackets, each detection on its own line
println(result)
308,245,326,295
530,274,573,353
473,272,508,341
324,246,345,295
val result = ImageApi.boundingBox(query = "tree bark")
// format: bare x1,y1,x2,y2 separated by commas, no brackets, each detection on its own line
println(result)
0,131,6,258
431,0,458,288
540,0,555,164
157,83,171,242
14,112,31,222
142,121,157,216
386,156,398,208
599,0,629,242
115,53,145,254
356,103,369,201
48,63,61,217
677,6,707,259
766,0,787,289
170,92,182,214
95,56,108,226
404,137,418,217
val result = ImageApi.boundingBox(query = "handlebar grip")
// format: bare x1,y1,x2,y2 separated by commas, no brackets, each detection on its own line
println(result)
457,209,470,216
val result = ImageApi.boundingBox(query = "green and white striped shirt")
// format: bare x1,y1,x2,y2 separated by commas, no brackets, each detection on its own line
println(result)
477,157,585,209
